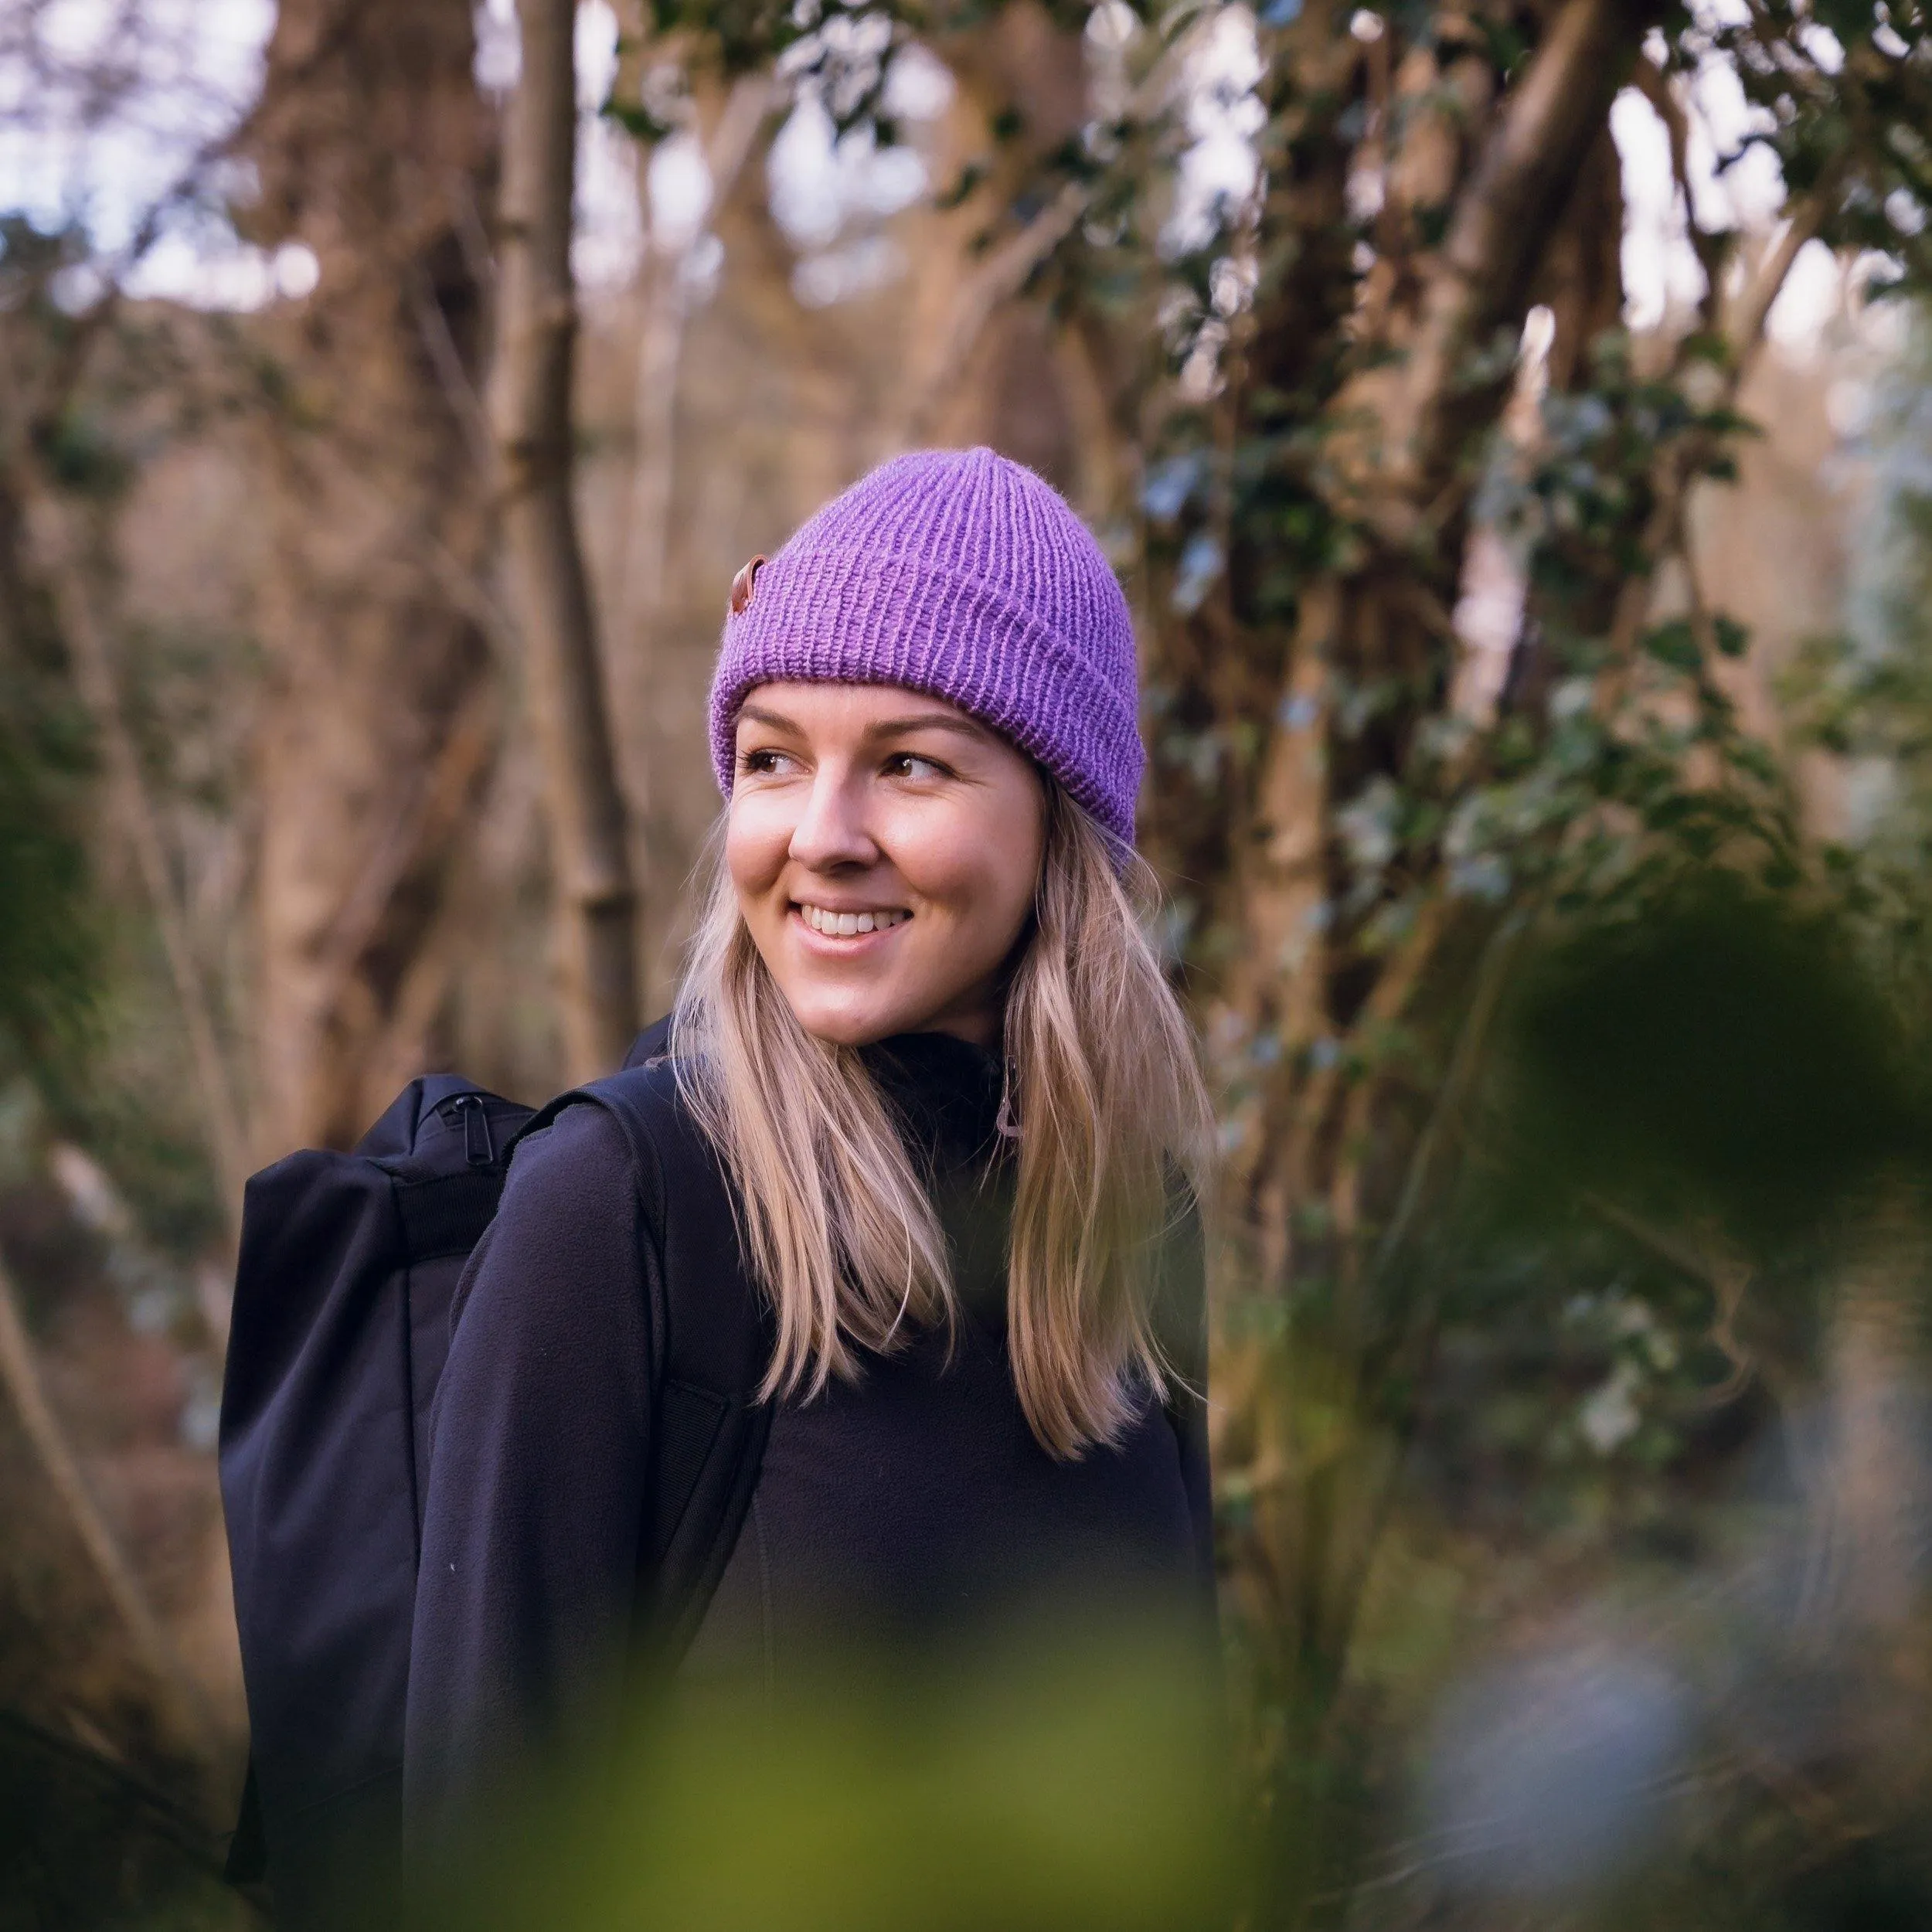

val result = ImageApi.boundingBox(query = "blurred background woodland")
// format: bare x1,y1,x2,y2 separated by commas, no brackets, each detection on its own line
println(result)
3,0,1932,1924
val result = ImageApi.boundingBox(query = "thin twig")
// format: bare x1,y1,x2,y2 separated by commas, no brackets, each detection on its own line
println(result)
896,177,1092,446
1577,1189,1758,1400
1370,903,1527,1282
304,680,498,1022
410,268,495,474
1329,892,1450,1267
425,536,523,661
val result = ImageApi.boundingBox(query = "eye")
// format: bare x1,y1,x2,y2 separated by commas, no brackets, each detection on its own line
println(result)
884,751,950,781
737,747,798,777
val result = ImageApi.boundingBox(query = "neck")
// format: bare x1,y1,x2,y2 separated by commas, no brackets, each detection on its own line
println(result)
894,975,1005,1050
910,1012,999,1049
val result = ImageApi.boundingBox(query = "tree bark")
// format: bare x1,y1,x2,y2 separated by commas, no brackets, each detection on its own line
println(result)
612,70,773,924
240,0,500,1155
492,0,640,1081
891,3,1097,491
1388,0,1656,505
1141,8,1672,1909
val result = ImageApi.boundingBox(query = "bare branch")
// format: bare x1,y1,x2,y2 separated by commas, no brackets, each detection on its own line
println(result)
425,536,522,664
1328,892,1449,1266
618,72,776,668
1726,181,1836,360
0,1247,219,1764
491,0,640,1080
1392,0,1658,502
304,682,497,1046
897,178,1091,447
20,480,250,1226
1629,53,1692,217
703,67,777,207
1371,906,1527,1283
895,44,1189,449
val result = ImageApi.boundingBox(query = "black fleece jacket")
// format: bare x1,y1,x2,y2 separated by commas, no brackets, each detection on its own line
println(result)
403,1031,1214,1846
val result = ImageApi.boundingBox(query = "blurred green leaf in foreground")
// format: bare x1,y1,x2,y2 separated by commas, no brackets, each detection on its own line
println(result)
422,1623,1236,1932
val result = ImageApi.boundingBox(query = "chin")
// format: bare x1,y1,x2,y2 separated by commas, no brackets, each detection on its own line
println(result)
782,991,905,1049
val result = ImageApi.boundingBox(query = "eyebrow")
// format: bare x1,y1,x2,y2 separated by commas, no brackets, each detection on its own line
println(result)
736,704,992,745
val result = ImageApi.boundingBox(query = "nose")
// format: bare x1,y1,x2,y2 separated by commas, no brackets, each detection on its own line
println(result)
787,763,879,872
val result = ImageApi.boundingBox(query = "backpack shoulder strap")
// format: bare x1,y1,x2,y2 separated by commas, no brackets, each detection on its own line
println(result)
515,1053,773,1659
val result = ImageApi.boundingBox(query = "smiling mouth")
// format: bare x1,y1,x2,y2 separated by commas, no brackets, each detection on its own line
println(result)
796,903,911,937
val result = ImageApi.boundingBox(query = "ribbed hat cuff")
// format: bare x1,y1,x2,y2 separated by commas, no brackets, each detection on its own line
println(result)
709,546,1142,848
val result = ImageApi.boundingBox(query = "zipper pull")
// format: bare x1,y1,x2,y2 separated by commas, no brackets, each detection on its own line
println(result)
449,1094,494,1168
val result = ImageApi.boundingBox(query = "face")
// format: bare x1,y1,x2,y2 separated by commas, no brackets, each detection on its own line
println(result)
726,682,1048,1049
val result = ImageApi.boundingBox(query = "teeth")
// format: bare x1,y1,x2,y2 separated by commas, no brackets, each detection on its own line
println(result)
801,904,907,935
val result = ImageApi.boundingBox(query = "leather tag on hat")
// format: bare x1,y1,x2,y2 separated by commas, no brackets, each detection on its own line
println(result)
728,553,767,616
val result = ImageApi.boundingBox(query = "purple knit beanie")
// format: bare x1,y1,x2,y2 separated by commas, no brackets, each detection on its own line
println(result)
707,446,1143,849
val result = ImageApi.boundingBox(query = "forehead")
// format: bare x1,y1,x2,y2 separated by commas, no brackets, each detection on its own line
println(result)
733,682,990,740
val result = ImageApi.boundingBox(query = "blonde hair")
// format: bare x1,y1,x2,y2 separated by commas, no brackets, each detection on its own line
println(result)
669,781,1213,1459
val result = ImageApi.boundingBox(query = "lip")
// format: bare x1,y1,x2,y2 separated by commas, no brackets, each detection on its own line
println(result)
788,904,910,953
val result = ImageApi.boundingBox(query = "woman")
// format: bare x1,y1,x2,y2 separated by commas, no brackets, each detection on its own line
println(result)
403,447,1219,1861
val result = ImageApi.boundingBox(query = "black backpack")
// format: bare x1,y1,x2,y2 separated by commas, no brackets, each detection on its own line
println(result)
217,1021,772,1930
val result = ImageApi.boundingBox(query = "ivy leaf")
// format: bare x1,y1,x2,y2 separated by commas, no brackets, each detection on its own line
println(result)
1713,615,1750,658
1644,621,1702,675
602,98,676,145
934,160,988,212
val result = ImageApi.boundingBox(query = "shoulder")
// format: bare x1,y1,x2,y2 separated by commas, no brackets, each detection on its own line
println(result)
446,1088,655,1369
566,1058,767,1389
512,1059,730,1237
479,1076,667,1274
502,1089,634,1202
509,1058,681,1178
578,1057,692,1151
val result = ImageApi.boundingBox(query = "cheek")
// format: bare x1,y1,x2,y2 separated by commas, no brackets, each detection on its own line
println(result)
893,807,1039,946
724,798,790,905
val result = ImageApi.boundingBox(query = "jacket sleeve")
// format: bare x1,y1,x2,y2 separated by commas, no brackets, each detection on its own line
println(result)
403,1100,655,1859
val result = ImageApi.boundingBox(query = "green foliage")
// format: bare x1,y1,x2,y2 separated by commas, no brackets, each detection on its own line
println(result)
1702,0,1932,296
426,1631,1234,1932
0,682,95,1082
0,219,242,1256
1498,873,1926,1252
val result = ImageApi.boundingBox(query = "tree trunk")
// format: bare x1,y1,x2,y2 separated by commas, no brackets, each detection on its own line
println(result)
1386,0,1655,508
892,2,1096,493
1128,5,1665,1917
611,71,773,1010
240,0,500,1155
492,0,640,1081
